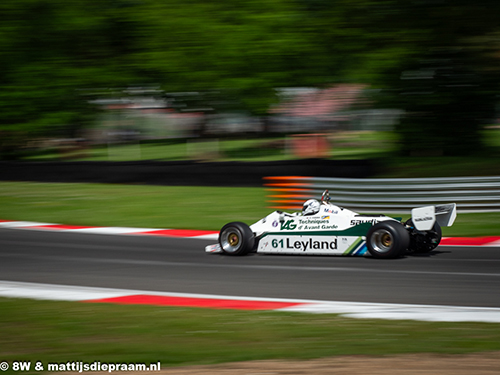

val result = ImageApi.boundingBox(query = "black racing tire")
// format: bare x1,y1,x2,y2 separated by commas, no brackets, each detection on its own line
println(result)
366,221,410,259
218,222,255,256
406,219,442,253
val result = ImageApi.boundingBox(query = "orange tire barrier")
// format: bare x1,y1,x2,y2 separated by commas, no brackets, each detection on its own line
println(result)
264,176,314,211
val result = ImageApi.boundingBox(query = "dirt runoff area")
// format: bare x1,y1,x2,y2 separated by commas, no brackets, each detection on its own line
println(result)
159,352,500,375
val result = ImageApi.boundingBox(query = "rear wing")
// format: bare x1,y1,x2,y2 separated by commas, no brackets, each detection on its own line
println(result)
411,203,457,231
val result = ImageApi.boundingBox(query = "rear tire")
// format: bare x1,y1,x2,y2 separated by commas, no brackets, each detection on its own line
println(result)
366,221,410,259
219,222,255,256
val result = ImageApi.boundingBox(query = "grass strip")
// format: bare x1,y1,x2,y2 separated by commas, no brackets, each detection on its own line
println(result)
0,181,498,236
1,297,500,369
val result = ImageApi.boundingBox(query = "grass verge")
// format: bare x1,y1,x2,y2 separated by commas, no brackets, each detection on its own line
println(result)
0,181,499,236
1,297,500,371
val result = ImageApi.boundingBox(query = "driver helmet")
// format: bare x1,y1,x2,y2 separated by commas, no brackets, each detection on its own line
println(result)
302,199,320,216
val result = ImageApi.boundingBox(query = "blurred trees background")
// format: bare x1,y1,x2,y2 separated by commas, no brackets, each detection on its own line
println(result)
1,0,499,158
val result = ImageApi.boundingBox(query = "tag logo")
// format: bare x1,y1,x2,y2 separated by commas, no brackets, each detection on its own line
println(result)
280,220,297,230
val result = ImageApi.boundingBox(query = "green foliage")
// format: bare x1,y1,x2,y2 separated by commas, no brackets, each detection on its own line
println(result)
363,1,500,155
132,0,320,114
0,0,141,158
1,0,500,158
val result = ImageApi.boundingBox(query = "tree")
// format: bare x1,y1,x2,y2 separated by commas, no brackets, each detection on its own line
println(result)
0,0,143,158
363,1,500,155
131,0,324,116
297,0,500,155
2,0,499,158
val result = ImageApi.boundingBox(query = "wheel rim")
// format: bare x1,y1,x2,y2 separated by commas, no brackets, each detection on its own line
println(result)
221,228,241,253
370,229,393,254
228,233,239,247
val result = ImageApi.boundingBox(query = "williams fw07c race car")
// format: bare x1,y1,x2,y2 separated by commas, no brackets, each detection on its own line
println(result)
205,190,457,259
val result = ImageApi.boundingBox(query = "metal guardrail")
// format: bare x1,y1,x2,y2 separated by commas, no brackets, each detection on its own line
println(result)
264,176,500,213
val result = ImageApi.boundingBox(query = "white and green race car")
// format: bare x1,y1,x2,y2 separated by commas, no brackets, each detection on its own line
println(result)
205,190,457,259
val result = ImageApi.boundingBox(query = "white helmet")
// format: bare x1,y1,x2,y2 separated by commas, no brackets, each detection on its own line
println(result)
302,199,320,216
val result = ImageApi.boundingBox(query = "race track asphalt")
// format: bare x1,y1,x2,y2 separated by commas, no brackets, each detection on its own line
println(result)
1,228,499,308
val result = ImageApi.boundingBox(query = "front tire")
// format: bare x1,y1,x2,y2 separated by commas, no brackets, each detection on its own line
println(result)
366,221,410,259
219,222,255,256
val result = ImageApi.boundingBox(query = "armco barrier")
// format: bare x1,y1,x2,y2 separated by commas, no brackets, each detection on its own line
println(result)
264,176,500,213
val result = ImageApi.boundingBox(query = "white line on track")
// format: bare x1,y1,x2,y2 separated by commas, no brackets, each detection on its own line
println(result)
2,252,500,278
70,227,162,234
0,221,55,228
1,280,500,323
